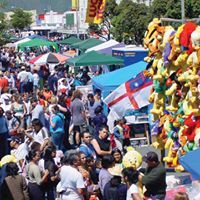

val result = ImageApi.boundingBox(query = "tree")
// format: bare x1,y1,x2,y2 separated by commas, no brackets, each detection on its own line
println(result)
149,0,168,18
10,8,32,31
189,0,200,18
149,0,200,20
111,0,150,44
0,12,8,45
0,0,7,9
0,1,9,45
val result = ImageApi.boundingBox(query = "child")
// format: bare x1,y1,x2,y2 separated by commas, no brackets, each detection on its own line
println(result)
122,167,142,200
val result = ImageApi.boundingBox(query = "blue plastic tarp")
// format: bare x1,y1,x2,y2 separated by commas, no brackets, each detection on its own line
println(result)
92,61,147,97
179,149,200,180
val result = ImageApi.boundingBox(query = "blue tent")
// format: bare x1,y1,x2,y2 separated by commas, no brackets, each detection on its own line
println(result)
92,61,147,98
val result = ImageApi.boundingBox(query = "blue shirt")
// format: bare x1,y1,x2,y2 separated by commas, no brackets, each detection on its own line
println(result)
0,116,8,134
79,143,96,159
50,113,64,134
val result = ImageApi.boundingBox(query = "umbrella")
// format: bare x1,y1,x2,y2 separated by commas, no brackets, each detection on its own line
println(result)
29,53,69,65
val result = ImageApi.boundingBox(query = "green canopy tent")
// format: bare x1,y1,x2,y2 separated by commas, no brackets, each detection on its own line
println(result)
70,38,104,52
18,38,59,52
67,51,124,67
57,36,82,45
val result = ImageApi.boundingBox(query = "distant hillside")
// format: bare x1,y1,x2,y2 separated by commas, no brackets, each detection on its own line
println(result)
1,0,71,14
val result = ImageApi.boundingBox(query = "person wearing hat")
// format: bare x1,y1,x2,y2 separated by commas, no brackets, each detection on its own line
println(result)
140,151,167,200
104,165,127,200
8,136,29,169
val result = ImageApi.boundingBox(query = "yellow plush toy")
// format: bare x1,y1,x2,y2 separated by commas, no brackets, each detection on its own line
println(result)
122,147,142,169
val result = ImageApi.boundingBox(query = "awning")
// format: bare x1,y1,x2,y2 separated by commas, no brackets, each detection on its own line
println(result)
71,38,104,52
67,51,124,67
92,61,147,92
85,39,119,53
18,38,58,52
57,36,82,45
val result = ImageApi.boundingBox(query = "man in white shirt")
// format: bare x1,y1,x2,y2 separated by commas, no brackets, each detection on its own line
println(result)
57,152,85,200
17,65,29,93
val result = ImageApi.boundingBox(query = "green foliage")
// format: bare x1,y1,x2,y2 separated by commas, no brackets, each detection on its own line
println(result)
150,0,200,19
0,0,7,9
111,0,150,44
88,0,200,45
10,8,32,30
0,12,9,45
149,0,168,18
190,0,200,18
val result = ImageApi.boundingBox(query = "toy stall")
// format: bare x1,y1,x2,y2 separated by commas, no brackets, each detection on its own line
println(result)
143,18,200,172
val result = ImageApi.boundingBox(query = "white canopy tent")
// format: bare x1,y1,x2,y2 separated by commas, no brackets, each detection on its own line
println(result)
85,39,119,53
14,38,31,48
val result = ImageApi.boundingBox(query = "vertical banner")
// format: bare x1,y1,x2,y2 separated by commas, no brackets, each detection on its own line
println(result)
85,0,106,24
72,0,79,10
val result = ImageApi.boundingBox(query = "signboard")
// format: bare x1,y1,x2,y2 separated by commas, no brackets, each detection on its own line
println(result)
66,13,75,26
75,85,93,103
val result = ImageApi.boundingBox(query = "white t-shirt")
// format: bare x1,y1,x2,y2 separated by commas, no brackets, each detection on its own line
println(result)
126,184,141,200
33,73,39,86
31,127,49,144
11,142,29,162
17,70,29,82
57,165,85,200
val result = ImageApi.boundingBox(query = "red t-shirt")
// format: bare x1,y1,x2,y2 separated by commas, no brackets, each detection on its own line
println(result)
0,77,8,91
123,124,130,139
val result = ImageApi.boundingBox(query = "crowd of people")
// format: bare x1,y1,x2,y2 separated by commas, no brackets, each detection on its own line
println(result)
0,46,191,200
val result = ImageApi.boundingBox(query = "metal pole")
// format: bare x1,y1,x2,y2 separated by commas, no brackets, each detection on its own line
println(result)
181,0,185,23
76,0,79,39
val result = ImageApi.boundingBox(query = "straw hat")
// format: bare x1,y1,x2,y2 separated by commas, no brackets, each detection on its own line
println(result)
108,165,123,177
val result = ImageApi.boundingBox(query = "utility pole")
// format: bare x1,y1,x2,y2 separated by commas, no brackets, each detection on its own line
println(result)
76,0,79,39
181,0,185,23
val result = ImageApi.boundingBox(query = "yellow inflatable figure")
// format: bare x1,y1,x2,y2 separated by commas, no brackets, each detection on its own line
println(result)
122,147,142,169
0,155,17,167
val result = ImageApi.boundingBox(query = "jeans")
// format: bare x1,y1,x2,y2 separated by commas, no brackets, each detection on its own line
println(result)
20,82,27,93
51,132,64,150
0,132,9,159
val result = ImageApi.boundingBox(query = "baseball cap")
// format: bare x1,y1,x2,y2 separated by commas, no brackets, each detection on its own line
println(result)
143,151,159,163
7,136,21,144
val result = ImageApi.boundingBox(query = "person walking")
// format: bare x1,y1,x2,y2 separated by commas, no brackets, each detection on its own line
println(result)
70,90,87,146
50,105,65,151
